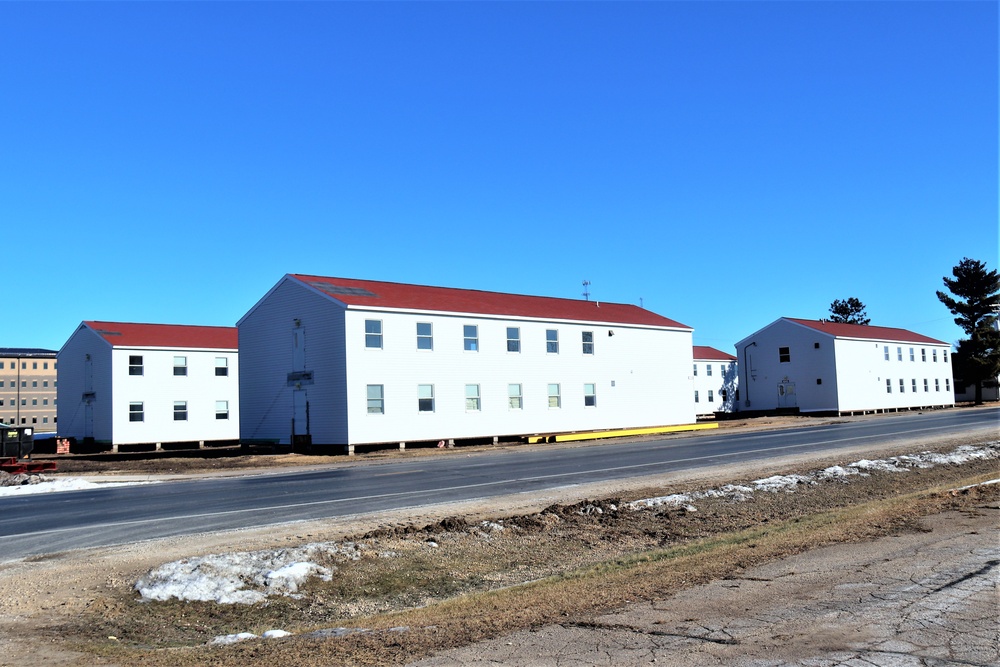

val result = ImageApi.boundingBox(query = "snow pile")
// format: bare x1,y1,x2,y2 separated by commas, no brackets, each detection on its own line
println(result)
210,629,292,645
136,542,366,604
0,477,158,497
629,442,999,511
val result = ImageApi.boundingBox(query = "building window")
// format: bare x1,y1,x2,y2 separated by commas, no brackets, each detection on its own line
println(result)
924,379,929,392
31,362,37,369
32,381,37,388
367,385,384,414
779,347,791,363
899,379,905,393
886,379,892,393
129,355,144,376
365,320,383,349
943,350,949,362
582,331,594,355
706,364,713,377
546,329,559,354
216,400,229,420
43,381,48,388
707,389,714,403
31,398,37,406
417,323,433,350
547,383,561,408
693,364,698,376
897,347,903,361
912,379,917,393
909,348,915,361
921,348,927,361
932,349,938,362
508,384,522,410
506,327,520,353
215,357,229,376
43,362,48,370
418,384,434,412
465,384,481,411
816,378,823,385
173,356,188,376
129,402,144,422
464,325,479,352
174,401,188,421
945,379,951,391
884,346,890,361
584,383,597,407
935,379,940,391
695,390,700,403
42,417,48,424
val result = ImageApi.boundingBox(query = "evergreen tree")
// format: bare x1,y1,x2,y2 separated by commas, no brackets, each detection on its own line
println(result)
828,298,870,325
936,258,1000,404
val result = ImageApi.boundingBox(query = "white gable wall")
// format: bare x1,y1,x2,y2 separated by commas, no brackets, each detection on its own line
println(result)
57,326,114,442
238,279,349,445
737,322,839,412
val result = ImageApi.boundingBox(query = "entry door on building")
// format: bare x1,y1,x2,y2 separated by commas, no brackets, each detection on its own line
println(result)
777,382,797,408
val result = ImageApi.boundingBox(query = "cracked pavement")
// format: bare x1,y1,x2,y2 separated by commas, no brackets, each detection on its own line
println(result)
410,507,999,667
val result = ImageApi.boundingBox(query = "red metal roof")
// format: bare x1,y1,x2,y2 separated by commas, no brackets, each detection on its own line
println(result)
289,275,691,329
693,345,736,361
83,321,238,349
786,318,947,345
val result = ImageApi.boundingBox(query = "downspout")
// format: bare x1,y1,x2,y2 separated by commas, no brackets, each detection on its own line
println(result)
742,342,756,408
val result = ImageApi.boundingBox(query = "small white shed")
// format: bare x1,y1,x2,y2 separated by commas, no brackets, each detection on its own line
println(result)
734,318,954,415
57,321,240,449
237,274,696,448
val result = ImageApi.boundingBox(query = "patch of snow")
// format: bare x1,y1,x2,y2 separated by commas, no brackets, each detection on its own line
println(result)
750,474,814,493
261,629,292,639
0,477,158,497
210,632,258,645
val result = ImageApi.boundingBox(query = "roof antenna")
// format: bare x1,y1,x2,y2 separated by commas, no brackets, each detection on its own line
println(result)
582,280,591,301
640,297,644,309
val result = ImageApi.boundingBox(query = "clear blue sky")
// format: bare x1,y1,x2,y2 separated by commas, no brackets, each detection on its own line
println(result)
3,1,996,353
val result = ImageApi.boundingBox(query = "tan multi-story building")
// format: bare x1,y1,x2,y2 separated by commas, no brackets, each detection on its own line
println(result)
1,348,59,432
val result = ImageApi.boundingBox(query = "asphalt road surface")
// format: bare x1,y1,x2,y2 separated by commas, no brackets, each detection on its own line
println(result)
1,407,996,561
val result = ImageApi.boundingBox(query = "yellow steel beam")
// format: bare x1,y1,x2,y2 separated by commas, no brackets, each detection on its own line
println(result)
527,422,718,444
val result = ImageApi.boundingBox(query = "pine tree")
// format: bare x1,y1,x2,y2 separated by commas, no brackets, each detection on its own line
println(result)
828,298,870,325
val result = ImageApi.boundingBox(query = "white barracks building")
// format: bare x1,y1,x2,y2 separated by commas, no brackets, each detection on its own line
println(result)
734,318,955,415
238,274,696,450
57,322,240,449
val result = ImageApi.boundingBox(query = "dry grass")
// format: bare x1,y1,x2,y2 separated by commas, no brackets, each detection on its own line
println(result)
60,456,1000,667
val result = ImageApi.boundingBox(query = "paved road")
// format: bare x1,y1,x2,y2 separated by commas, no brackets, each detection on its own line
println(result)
1,407,996,560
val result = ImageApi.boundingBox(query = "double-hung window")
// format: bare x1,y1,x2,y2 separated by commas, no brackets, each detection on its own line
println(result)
508,384,522,410
216,400,229,419
899,379,905,393
584,383,597,407
546,329,559,354
886,379,892,393
365,320,383,349
506,327,520,353
693,364,698,376
708,389,714,403
418,384,434,412
695,390,700,402
706,364,713,377
465,384,481,411
909,348,915,361
417,323,433,350
911,379,917,393
464,325,479,351
129,402,144,422
367,385,384,414
173,401,188,421
897,347,903,361
932,350,938,362
884,346,890,361
582,331,594,355
129,355,144,376
547,383,561,408
173,356,187,376
215,357,229,376
779,347,791,363
924,379,929,392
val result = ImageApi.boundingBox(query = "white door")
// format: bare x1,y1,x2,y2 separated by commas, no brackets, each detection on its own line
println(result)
777,382,797,408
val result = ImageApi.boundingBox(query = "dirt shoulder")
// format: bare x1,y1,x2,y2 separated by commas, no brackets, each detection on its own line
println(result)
1,418,997,666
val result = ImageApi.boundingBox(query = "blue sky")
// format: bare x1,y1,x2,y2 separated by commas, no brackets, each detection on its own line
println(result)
3,1,996,353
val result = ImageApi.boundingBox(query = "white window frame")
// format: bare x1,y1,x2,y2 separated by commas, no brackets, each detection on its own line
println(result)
418,384,435,412
547,383,561,408
215,400,229,420
465,384,481,411
215,357,229,376
693,364,698,377
546,329,559,354
417,322,433,351
706,364,713,377
129,355,144,376
174,400,188,421
367,384,384,414
129,402,144,421
886,379,892,393
506,327,520,353
464,325,479,352
173,356,188,376
508,383,522,410
584,383,597,407
365,319,383,349
582,331,594,355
